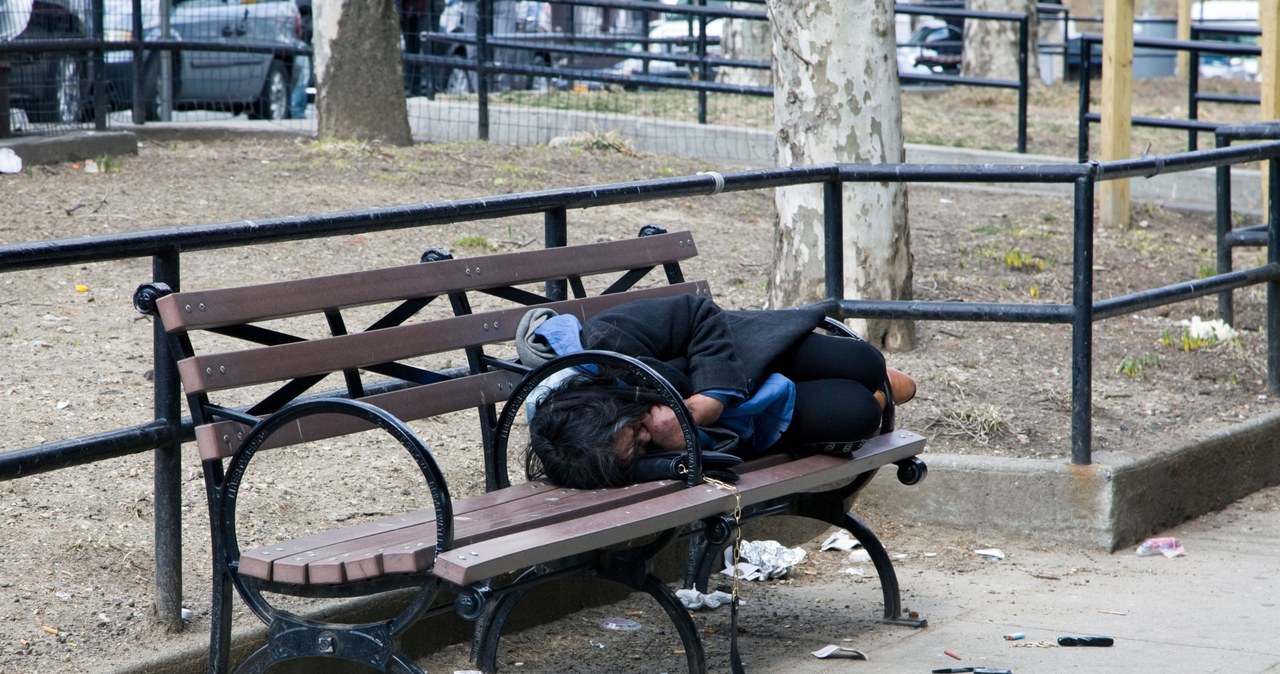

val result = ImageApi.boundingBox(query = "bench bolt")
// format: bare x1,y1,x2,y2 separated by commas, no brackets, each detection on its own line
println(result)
317,631,336,654
456,587,491,620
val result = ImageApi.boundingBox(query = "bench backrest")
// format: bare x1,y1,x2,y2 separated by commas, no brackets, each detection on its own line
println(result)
143,230,707,478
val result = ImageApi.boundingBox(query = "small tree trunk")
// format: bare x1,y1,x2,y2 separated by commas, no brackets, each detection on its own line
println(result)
717,2,772,87
767,0,914,351
963,0,1040,83
314,0,412,145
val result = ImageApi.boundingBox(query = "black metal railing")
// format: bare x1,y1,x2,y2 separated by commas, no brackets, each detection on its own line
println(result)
893,4,1031,152
1076,32,1263,161
1,137,1277,632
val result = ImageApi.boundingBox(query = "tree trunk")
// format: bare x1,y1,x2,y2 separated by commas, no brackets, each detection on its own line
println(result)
962,0,1040,83
314,0,412,145
717,2,772,87
766,0,914,352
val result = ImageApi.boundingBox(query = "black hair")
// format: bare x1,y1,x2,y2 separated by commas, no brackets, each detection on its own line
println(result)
524,374,658,489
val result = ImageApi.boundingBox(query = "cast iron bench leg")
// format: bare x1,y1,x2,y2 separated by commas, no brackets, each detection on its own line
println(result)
207,566,234,674
233,617,426,674
842,513,927,627
471,564,707,673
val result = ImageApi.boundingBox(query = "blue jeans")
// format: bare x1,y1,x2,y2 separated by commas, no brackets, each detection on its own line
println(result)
291,55,312,119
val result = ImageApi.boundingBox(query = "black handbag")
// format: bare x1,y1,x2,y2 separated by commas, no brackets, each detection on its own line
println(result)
631,449,743,483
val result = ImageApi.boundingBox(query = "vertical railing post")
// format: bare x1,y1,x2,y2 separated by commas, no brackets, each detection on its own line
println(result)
1017,15,1028,153
92,0,107,130
1070,176,1095,465
476,0,492,141
1187,28,1201,152
544,207,567,301
151,248,184,631
823,178,843,300
696,0,708,125
1077,38,1092,163
1216,131,1235,325
131,0,145,123
1268,156,1280,394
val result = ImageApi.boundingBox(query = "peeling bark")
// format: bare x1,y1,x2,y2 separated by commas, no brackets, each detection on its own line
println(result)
314,0,412,145
718,2,773,87
963,0,1041,83
766,0,914,351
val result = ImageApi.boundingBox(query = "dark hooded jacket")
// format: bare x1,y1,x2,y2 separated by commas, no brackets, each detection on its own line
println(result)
581,295,826,399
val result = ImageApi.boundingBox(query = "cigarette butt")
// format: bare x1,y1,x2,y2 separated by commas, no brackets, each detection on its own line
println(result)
41,626,58,635
944,649,961,660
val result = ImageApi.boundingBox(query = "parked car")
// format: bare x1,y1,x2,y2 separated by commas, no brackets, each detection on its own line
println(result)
606,17,722,85
899,21,962,74
431,0,649,95
98,0,303,120
1192,0,1259,81
3,0,92,124
433,0,555,95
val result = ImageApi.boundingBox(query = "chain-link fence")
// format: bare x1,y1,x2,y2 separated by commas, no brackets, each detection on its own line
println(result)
1,0,307,138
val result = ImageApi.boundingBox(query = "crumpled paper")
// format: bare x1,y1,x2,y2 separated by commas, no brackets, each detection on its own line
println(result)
0,148,22,175
720,540,806,580
1135,536,1185,558
819,530,862,552
675,588,737,610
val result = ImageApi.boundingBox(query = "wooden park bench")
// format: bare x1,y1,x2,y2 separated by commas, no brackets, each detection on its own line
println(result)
133,226,928,673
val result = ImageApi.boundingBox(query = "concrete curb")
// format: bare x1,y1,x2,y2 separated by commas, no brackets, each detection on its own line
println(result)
864,409,1280,549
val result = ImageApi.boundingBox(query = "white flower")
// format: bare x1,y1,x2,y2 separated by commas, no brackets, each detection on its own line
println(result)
1177,316,1238,342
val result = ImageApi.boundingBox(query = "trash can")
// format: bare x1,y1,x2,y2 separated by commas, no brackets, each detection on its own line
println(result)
1134,17,1176,79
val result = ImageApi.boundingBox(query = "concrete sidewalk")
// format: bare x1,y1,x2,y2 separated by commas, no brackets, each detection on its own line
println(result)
105,483,1280,674
743,483,1280,674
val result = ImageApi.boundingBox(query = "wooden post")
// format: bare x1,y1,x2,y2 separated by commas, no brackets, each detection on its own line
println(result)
1175,0,1191,79
1261,0,1279,210
1099,0,1134,228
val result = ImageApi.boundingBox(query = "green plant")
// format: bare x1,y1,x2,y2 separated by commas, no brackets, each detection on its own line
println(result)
1003,248,1046,271
1196,263,1215,279
1160,326,1218,352
1117,352,1163,378
451,235,497,251
95,154,121,174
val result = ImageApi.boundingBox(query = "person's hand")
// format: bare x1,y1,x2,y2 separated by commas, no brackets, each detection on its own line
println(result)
640,394,726,452
641,404,685,451
684,393,724,427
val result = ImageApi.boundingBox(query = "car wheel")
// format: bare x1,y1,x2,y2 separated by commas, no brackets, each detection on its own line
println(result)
141,55,177,122
30,54,85,124
445,67,473,96
249,61,289,121
529,55,550,93
54,55,86,124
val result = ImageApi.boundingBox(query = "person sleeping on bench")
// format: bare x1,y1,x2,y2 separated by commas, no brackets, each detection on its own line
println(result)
517,295,916,489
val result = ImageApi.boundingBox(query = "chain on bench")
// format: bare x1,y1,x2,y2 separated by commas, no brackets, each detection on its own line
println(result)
701,473,746,672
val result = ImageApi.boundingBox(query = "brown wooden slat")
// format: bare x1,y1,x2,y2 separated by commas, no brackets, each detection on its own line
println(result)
239,432,922,587
179,282,709,394
433,431,926,586
272,479,684,584
156,232,698,332
239,480,564,582
194,369,524,461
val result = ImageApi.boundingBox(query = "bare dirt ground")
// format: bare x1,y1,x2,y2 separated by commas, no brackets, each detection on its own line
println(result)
0,75,1276,672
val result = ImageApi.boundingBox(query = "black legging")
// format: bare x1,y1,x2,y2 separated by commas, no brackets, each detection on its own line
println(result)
767,332,887,445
